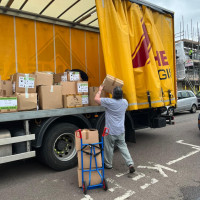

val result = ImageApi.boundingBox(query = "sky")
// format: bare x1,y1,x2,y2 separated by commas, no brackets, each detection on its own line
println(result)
145,0,200,41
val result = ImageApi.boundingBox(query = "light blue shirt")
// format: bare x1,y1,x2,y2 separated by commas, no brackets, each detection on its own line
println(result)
101,98,128,135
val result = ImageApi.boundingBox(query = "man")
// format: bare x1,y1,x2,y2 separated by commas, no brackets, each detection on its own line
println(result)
94,85,135,173
189,49,193,59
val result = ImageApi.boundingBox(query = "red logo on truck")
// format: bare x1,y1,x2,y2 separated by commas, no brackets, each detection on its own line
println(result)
132,18,151,68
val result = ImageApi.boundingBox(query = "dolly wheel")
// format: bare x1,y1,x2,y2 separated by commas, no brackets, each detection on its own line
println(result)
103,178,108,191
82,181,87,195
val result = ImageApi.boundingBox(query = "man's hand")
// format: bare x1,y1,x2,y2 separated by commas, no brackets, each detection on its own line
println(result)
99,85,104,92
94,85,104,105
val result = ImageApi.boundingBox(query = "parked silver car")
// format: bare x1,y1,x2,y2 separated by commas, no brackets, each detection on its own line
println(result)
166,90,198,116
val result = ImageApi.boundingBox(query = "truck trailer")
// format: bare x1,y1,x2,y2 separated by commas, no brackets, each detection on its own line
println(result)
0,0,176,171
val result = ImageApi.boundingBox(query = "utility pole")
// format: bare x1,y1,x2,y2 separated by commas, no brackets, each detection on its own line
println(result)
182,16,184,39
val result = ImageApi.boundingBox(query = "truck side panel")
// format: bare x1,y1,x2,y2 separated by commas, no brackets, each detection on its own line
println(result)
0,15,16,78
0,14,106,87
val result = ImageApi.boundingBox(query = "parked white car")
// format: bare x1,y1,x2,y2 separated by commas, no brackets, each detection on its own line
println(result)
166,90,198,116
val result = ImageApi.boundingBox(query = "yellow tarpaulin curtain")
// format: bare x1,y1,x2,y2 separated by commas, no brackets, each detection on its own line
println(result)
0,15,16,80
142,6,176,106
96,0,137,110
16,18,36,74
96,0,176,110
126,2,163,109
55,25,71,73
0,14,105,85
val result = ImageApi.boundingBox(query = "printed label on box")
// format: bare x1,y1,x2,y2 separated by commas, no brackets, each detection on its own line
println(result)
70,72,79,81
18,76,35,88
82,95,88,104
19,76,25,88
0,98,17,109
61,75,67,82
25,78,35,88
77,83,88,93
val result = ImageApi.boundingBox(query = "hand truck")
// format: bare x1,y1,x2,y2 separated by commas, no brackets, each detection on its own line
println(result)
75,127,109,194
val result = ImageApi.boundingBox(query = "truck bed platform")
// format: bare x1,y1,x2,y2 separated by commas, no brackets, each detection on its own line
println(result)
0,106,105,123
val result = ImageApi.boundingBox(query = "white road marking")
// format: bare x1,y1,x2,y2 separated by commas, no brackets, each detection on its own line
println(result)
132,172,146,181
109,183,122,192
114,190,135,200
176,140,200,149
166,149,200,165
140,178,158,190
166,140,200,165
106,178,115,184
116,171,129,177
137,163,177,177
81,195,93,200
106,178,123,192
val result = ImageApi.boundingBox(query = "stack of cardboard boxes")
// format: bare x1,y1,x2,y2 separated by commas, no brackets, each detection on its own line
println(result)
37,72,63,110
12,73,37,111
75,129,102,187
0,72,123,113
54,71,89,108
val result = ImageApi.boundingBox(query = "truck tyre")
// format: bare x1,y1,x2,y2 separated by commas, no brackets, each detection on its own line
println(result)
40,123,78,171
190,104,197,113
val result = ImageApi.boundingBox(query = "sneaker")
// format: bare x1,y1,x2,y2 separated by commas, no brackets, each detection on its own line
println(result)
129,165,135,173
104,164,113,169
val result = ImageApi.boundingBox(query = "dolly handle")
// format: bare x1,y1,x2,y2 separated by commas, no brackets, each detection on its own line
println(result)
102,127,109,137
75,129,82,138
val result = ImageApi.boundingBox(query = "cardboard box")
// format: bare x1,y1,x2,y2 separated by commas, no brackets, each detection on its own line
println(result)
102,74,124,94
54,72,68,83
1,80,13,97
68,71,80,82
0,97,17,113
11,73,36,93
89,87,106,106
17,93,37,111
63,95,82,108
61,81,76,95
77,81,88,95
82,95,89,107
38,85,63,110
77,169,102,187
34,72,53,86
75,129,99,151
77,149,102,170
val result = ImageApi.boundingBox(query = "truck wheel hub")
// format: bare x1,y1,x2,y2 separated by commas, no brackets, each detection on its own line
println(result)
56,140,67,151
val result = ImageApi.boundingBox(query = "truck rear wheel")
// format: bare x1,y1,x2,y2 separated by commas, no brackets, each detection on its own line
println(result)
40,123,78,171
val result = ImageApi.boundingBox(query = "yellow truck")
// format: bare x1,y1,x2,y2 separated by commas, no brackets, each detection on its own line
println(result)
0,0,176,171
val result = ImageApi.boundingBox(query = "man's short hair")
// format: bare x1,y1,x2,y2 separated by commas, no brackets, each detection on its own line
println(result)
113,86,123,100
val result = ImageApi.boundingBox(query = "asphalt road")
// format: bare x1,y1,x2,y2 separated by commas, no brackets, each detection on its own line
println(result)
0,111,200,200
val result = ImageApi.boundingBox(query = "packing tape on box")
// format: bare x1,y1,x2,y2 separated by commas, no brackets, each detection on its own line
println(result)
112,78,116,86
25,74,29,98
50,85,54,92
12,82,16,93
